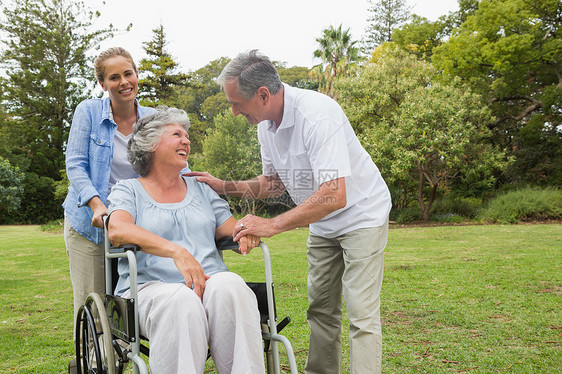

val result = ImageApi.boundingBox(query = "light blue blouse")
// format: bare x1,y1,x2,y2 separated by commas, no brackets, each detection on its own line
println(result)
108,177,231,296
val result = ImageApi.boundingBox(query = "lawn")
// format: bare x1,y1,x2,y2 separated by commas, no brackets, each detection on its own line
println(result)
0,223,560,373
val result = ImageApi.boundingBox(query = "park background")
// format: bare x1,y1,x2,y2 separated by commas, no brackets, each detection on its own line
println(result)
0,0,560,372
0,0,560,225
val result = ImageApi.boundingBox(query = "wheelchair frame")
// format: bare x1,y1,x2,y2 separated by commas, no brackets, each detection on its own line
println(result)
74,217,298,374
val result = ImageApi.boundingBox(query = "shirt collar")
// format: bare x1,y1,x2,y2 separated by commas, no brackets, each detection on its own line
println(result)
265,83,294,133
103,97,141,125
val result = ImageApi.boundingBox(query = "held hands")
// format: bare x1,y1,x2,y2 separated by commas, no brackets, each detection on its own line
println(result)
233,214,278,243
236,234,261,256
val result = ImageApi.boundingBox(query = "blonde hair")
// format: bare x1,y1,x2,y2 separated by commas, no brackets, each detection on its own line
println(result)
93,47,137,83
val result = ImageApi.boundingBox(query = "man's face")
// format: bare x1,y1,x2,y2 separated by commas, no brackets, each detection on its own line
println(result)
223,80,264,125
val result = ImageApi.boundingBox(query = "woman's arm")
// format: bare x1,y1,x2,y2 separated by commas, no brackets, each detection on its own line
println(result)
215,216,261,255
66,102,103,208
108,210,209,298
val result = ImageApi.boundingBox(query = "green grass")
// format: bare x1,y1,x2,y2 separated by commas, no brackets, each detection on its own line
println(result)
1,224,561,373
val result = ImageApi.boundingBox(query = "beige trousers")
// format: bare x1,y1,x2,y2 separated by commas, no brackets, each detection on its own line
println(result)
305,222,388,374
64,217,106,326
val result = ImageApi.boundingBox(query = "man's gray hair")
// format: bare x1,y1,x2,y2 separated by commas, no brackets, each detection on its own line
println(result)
128,106,191,177
217,49,283,100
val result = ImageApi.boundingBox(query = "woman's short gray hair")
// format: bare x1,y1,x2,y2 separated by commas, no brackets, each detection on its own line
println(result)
128,106,191,177
217,49,282,100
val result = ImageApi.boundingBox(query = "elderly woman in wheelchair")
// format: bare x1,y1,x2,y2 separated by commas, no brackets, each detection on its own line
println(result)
105,106,265,373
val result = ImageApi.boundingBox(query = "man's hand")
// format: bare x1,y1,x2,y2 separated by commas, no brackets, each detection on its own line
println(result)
183,171,225,194
233,214,280,242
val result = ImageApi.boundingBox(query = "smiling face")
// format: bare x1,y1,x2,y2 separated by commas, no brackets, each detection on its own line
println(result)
99,55,139,105
223,80,266,125
152,123,191,171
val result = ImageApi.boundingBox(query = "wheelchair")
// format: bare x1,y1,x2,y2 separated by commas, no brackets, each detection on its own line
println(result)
74,217,298,374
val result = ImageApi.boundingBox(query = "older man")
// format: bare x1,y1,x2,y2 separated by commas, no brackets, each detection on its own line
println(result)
188,49,391,374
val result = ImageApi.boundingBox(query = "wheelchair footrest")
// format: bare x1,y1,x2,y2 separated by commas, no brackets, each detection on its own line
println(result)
277,316,291,333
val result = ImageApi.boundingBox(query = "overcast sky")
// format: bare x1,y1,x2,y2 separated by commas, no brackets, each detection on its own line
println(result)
89,0,459,72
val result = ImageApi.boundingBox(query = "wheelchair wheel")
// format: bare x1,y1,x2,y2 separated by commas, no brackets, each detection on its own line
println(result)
75,293,117,374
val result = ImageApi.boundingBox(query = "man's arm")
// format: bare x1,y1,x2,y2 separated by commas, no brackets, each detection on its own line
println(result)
232,177,347,241
185,172,285,199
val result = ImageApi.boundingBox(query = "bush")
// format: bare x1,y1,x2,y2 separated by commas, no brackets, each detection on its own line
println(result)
431,213,465,223
2,172,64,224
0,157,24,218
478,187,562,224
430,196,483,219
393,206,423,223
40,219,64,233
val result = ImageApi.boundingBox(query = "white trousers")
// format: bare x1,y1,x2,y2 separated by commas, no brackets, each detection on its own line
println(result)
127,272,265,374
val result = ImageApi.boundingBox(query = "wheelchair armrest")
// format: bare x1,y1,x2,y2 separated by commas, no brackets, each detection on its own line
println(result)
108,243,139,255
215,237,239,251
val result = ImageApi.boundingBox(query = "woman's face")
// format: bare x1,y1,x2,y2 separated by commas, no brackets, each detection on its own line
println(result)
153,123,191,170
99,56,139,105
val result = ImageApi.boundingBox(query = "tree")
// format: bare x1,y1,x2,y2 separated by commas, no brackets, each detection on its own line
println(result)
432,0,562,185
202,112,263,215
0,0,119,180
392,0,480,59
312,24,359,96
362,0,411,54
170,57,231,154
138,24,191,107
391,14,449,58
335,47,507,220
0,157,25,221
275,63,317,90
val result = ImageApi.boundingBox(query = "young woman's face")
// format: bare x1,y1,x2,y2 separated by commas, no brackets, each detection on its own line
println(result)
99,56,139,105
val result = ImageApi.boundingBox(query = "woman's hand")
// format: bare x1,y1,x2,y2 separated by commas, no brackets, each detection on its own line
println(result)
237,234,261,256
88,196,108,229
172,245,210,299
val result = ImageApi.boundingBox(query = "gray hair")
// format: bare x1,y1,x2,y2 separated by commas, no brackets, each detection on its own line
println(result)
217,49,283,100
128,106,191,177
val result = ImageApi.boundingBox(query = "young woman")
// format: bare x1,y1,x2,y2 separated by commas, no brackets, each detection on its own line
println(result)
63,46,171,336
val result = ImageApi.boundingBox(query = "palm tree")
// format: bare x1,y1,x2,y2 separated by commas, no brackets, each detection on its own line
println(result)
312,24,359,96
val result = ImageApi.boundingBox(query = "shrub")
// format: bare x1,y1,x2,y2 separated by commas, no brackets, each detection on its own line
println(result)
478,187,562,224
0,157,25,219
5,172,64,224
431,213,465,223
393,206,423,223
41,219,64,233
430,196,483,219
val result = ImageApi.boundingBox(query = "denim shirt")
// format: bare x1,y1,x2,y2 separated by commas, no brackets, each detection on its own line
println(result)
63,97,189,244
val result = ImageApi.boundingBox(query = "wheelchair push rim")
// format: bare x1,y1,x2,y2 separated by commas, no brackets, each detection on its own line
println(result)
75,293,117,374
